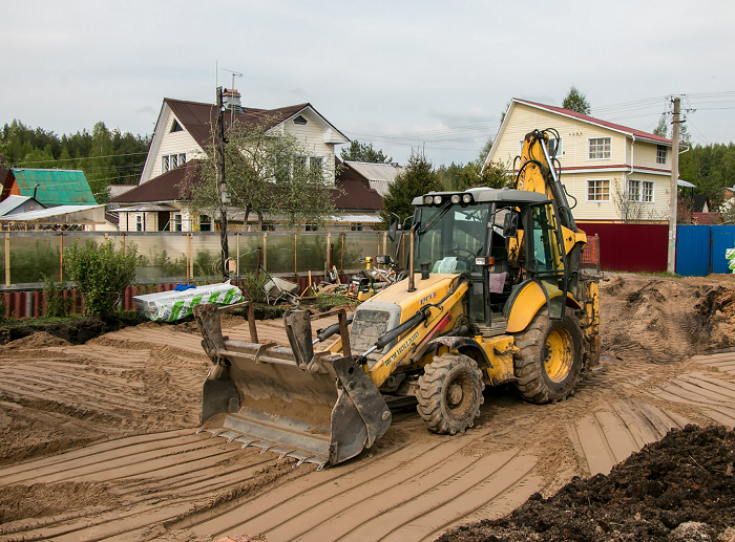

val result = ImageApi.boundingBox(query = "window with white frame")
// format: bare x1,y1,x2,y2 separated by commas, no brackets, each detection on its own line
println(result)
304,223,318,231
199,214,211,231
135,214,143,231
350,223,363,231
588,137,611,160
628,180,654,203
587,180,610,201
292,115,308,126
162,153,187,173
518,137,562,157
656,145,667,165
173,214,183,232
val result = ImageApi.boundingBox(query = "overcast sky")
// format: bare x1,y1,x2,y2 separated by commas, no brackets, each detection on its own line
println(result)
2,0,734,166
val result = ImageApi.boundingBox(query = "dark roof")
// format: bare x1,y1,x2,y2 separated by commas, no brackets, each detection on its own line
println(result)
514,99,673,145
333,159,383,211
112,157,382,212
166,99,314,151
8,168,96,205
109,160,202,203
690,194,709,213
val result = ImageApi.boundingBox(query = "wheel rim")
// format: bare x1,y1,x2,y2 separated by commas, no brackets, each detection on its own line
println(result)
544,328,572,383
444,371,473,418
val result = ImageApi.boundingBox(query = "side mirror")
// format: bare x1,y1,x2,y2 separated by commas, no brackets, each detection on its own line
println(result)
502,213,519,238
388,214,399,242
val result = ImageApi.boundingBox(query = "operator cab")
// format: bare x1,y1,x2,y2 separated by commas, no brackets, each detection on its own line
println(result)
409,187,569,333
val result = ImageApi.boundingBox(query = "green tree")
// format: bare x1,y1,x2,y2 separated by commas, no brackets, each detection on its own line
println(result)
653,114,669,138
562,86,591,115
380,149,443,225
185,116,337,230
340,140,392,163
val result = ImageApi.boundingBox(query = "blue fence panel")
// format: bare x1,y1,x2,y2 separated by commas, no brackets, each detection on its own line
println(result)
676,225,711,276
711,226,735,274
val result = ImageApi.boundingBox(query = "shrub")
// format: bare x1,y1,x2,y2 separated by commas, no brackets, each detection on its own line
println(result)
41,274,73,317
63,240,138,318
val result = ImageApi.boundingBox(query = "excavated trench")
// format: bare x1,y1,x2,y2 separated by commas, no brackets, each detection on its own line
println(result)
0,274,734,542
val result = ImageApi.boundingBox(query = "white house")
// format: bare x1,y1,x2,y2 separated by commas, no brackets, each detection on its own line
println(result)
111,90,355,231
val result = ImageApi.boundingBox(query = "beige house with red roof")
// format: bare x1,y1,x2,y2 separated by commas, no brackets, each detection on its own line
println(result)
484,98,675,223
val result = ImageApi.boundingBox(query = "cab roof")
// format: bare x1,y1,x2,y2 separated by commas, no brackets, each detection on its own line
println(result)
411,187,548,206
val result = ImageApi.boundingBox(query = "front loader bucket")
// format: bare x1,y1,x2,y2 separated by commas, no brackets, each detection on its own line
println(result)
193,303,392,469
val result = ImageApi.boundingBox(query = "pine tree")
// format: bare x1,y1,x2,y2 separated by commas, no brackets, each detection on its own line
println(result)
562,86,591,115
380,149,443,224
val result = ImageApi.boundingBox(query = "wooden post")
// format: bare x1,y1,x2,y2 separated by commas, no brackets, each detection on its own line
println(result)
340,232,345,275
326,232,331,269
4,233,9,287
122,233,126,254
189,233,194,280
667,97,680,275
236,233,240,281
215,86,229,279
382,231,387,255
186,233,190,281
294,233,298,277
262,232,267,271
59,233,63,285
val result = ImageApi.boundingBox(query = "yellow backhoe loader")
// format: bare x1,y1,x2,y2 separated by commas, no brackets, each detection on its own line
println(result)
194,129,600,469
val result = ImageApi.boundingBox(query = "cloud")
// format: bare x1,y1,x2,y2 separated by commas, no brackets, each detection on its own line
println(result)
427,107,497,128
135,106,156,115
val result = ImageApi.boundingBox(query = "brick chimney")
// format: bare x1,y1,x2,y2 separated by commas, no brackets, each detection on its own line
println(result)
222,88,242,110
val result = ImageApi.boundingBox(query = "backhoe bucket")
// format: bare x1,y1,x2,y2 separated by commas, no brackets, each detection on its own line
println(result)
193,303,391,469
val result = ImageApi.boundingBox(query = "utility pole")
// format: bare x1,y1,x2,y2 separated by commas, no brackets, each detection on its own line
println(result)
215,86,229,278
666,97,680,275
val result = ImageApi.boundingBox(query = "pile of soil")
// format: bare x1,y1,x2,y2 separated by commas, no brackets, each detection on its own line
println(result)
0,312,146,346
437,425,735,542
600,275,735,364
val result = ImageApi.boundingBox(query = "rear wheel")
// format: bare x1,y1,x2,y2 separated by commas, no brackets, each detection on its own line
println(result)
417,353,485,435
513,310,583,404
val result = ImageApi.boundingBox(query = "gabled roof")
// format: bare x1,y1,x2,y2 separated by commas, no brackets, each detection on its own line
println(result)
109,160,201,204
0,195,43,217
333,159,383,211
163,99,350,152
111,157,382,212
513,98,673,145
7,168,96,206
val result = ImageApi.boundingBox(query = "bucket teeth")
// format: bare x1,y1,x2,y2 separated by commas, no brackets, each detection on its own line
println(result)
201,426,330,468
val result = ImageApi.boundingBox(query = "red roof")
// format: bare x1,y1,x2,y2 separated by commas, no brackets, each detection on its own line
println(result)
514,99,673,145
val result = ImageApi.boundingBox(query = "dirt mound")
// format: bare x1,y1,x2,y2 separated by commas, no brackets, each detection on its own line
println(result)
0,331,70,350
600,275,735,364
0,313,146,346
437,425,735,542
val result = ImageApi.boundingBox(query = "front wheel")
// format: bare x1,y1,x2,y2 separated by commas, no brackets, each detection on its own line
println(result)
513,310,584,404
417,353,485,435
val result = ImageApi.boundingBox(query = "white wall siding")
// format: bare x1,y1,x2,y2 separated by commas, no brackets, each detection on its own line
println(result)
147,108,204,182
283,111,336,184
491,103,628,169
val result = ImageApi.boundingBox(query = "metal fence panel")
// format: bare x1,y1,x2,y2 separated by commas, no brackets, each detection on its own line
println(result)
676,225,711,277
711,226,735,274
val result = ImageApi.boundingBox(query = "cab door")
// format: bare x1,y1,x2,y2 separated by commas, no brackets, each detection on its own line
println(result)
526,202,568,320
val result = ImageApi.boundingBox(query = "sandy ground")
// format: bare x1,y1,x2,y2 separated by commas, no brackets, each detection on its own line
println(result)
1,274,735,542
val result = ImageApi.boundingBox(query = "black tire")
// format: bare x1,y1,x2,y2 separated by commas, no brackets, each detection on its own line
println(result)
513,310,584,404
417,353,485,435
